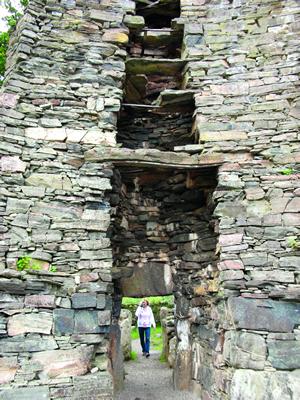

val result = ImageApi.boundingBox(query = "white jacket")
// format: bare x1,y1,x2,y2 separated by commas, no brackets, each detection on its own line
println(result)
135,305,156,328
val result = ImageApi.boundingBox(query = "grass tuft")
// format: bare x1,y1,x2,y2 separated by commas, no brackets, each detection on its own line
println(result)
130,350,138,361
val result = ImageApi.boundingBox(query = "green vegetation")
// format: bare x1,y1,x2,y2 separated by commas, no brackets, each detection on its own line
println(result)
151,326,163,351
122,295,174,306
130,350,138,361
159,355,166,363
288,237,300,250
17,255,40,271
131,327,140,341
282,169,292,175
0,0,28,86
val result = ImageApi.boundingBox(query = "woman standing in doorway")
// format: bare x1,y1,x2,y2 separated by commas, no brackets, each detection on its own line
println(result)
135,298,156,357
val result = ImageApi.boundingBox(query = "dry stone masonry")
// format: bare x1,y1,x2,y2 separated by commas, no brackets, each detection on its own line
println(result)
0,0,300,399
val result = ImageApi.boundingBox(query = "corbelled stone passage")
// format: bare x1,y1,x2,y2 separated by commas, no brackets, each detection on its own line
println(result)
0,0,300,399
113,166,218,298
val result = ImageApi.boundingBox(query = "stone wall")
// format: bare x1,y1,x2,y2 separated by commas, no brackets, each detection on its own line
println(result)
178,0,300,398
0,0,300,399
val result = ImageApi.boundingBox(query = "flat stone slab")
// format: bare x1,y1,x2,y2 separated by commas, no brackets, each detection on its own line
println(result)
0,386,50,400
268,340,300,370
31,346,95,379
227,297,300,332
84,147,223,169
230,369,300,400
0,357,18,384
7,312,53,336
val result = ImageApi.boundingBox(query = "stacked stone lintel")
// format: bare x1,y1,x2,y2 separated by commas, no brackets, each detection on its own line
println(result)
179,0,300,399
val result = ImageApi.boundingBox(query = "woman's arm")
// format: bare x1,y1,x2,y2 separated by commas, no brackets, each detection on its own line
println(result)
149,307,156,329
135,300,144,317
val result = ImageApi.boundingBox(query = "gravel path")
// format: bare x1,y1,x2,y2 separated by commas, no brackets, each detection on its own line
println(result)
114,339,198,400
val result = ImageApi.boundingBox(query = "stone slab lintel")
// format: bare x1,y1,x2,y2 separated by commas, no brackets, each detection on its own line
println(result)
84,148,223,169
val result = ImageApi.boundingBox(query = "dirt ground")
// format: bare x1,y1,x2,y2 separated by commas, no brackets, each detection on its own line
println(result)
114,338,198,400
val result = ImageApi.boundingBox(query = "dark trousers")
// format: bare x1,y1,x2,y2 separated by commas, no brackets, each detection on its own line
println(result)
138,327,150,353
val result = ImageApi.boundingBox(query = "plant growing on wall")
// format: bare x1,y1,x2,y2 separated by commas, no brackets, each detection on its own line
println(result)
17,255,41,271
288,237,300,250
0,0,28,85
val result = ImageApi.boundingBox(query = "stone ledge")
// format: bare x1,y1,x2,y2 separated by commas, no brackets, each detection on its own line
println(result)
84,147,223,169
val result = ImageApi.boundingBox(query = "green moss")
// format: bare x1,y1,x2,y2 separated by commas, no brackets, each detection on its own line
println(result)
130,350,138,361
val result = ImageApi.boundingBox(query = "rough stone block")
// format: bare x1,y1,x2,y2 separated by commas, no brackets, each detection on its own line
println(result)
0,338,58,353
53,309,74,335
0,386,50,399
73,372,114,399
74,310,101,334
98,310,111,326
230,369,300,400
268,340,300,370
249,270,294,283
31,346,95,379
228,297,300,332
7,312,53,336
0,357,18,384
219,234,243,247
0,156,26,172
71,293,97,309
6,198,32,214
218,260,244,271
25,295,55,309
97,294,106,309
25,173,72,190
90,9,123,23
224,331,266,370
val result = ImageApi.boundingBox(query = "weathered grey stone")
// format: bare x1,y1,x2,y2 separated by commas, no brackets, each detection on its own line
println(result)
0,338,58,353
119,309,132,360
25,173,72,190
74,310,101,333
25,295,55,308
227,298,300,332
0,357,18,384
71,293,97,309
224,331,266,370
240,252,268,267
78,238,110,250
31,202,82,219
249,270,294,283
0,386,50,400
77,176,112,190
268,340,300,370
230,369,300,400
32,346,95,379
279,256,300,270
98,310,111,326
7,312,53,336
53,309,74,335
214,201,247,218
6,198,32,214
109,323,124,392
97,294,106,309
72,372,114,399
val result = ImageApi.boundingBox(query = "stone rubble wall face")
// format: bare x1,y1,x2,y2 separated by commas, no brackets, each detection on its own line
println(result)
0,0,131,398
180,0,300,399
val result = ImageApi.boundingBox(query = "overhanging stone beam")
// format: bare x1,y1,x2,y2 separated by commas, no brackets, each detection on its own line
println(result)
84,148,223,169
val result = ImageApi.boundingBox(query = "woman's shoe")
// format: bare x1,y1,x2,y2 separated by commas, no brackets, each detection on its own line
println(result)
146,353,150,357
142,352,146,356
